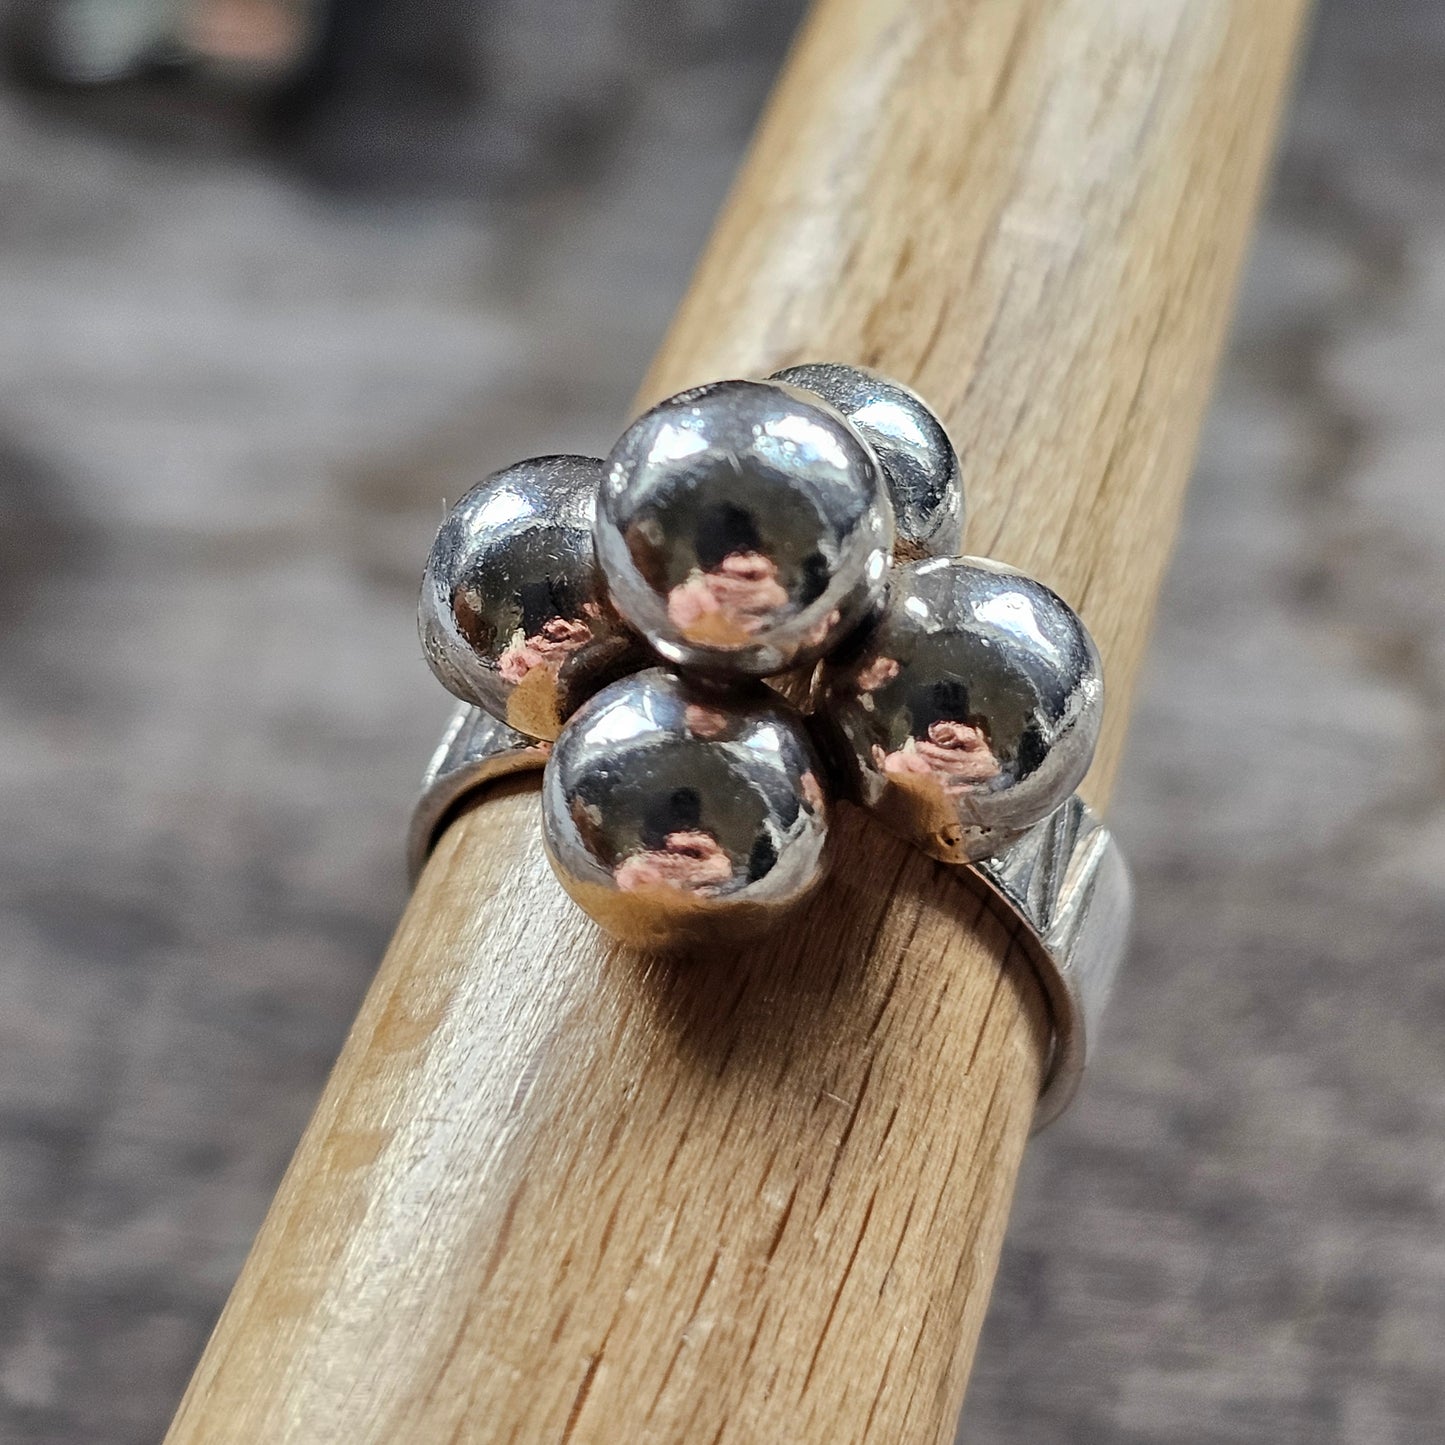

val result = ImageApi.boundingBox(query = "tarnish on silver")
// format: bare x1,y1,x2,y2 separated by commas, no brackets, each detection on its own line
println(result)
771,362,963,561
818,555,1103,865
972,795,1131,1128
405,702,549,884
540,667,831,950
596,379,895,677
419,454,645,741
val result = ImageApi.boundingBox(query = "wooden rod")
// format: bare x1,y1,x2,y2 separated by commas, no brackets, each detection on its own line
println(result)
169,1,1308,1440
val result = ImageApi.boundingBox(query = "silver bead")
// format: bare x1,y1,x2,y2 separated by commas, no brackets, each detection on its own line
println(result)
817,556,1102,864
418,455,644,741
596,379,894,677
771,362,962,561
541,667,831,949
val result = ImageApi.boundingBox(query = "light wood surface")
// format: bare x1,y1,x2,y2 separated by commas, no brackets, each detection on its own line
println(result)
168,1,1309,1440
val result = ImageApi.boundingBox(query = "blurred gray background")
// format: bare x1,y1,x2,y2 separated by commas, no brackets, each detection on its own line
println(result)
1,1,1442,1441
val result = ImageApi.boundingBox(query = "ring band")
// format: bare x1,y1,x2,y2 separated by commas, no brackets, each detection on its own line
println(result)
405,702,549,885
408,701,1129,1127
971,794,1130,1127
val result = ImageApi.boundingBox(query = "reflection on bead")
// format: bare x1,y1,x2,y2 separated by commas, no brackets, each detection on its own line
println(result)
772,362,962,561
817,556,1102,864
541,667,831,948
419,455,644,741
596,379,894,677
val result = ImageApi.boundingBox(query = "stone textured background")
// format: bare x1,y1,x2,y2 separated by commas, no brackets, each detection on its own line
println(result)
1,2,1442,1441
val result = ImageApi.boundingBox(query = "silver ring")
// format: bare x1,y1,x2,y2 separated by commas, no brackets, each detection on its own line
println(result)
409,364,1130,1124
408,704,1128,1128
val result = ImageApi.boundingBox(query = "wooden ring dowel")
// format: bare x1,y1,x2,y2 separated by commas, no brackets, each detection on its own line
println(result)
169,1,1310,1440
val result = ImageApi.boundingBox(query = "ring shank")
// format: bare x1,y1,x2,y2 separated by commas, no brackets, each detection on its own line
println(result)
410,703,1130,1126
971,795,1131,1127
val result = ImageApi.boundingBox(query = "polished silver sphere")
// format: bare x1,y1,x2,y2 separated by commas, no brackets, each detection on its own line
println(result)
542,667,831,949
817,556,1103,864
772,362,962,561
595,379,895,677
419,454,644,741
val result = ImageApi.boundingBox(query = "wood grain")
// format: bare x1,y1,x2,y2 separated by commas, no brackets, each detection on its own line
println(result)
168,1,1309,1440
